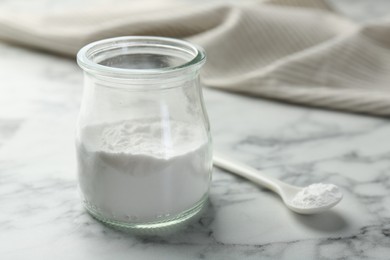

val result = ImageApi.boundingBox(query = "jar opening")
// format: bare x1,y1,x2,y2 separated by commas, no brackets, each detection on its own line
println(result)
77,36,206,79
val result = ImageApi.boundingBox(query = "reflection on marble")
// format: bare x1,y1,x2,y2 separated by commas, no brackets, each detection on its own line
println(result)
1,41,390,259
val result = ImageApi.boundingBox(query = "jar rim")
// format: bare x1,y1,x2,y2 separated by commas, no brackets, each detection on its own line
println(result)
77,36,206,79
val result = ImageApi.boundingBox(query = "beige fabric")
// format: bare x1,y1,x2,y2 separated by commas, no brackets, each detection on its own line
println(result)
1,0,390,116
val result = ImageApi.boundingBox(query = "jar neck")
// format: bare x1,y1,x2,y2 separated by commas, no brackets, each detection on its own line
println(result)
84,69,201,91
77,36,206,90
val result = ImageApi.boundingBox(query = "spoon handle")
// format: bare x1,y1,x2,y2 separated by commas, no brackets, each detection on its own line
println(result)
213,152,283,194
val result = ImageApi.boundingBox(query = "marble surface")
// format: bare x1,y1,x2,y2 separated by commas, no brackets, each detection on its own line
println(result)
1,1,390,259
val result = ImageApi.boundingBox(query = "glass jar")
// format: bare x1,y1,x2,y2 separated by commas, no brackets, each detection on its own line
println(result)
76,36,212,233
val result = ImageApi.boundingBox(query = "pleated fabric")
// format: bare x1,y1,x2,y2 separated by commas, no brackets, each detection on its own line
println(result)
1,0,390,116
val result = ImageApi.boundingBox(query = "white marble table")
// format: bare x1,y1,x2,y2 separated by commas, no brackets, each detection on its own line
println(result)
1,1,390,259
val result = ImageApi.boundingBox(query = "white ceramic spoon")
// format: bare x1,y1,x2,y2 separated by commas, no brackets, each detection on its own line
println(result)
213,152,343,214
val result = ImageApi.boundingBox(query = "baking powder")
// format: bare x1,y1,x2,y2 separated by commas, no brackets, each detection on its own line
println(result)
291,183,342,208
76,119,211,222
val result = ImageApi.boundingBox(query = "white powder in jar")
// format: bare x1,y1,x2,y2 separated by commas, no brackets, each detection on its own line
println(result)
291,183,342,209
76,119,211,223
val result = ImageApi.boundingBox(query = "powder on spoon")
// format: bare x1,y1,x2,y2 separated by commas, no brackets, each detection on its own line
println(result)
291,183,342,209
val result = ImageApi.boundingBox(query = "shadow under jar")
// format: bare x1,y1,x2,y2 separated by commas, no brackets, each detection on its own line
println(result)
76,36,212,233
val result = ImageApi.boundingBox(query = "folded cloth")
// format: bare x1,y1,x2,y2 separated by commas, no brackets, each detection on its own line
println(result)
1,0,390,116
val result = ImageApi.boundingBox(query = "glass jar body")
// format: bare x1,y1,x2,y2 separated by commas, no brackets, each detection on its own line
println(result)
76,37,212,232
